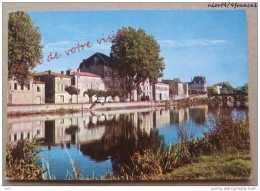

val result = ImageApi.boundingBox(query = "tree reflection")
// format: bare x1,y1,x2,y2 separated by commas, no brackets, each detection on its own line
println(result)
79,113,164,176
189,108,206,125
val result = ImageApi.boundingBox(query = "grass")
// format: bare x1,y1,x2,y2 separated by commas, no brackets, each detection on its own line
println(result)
161,150,251,180
105,108,251,180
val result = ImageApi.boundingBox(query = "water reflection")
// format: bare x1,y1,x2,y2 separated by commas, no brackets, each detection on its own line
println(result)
7,104,246,179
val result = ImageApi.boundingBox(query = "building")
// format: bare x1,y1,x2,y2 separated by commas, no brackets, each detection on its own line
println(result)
34,71,72,103
189,76,207,94
79,52,122,89
79,52,154,101
153,83,169,101
66,69,105,102
162,78,188,100
8,79,45,105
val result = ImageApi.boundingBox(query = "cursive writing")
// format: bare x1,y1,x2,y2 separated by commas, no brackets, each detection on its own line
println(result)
208,2,257,9
46,31,127,63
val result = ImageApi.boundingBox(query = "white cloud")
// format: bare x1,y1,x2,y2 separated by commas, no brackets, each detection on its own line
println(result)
159,39,228,48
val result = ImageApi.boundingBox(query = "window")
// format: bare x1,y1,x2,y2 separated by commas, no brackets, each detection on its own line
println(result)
21,84,24,90
27,132,30,139
21,133,24,140
27,84,30,90
37,130,41,135
14,83,17,90
14,134,17,141
37,86,41,92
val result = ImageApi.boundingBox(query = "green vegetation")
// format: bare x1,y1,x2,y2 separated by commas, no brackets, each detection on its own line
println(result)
6,139,44,180
105,108,250,180
8,11,43,84
65,85,80,103
215,81,234,93
162,151,251,180
84,88,127,101
110,27,165,99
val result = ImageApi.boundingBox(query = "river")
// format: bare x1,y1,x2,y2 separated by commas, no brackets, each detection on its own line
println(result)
6,103,248,180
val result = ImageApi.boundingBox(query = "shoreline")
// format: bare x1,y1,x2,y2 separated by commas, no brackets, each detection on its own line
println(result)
6,96,248,116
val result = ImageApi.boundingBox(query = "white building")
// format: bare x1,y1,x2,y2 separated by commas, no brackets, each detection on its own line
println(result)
8,79,45,105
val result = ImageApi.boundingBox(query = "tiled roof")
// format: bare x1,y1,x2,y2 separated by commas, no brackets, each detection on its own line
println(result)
70,71,101,78
34,71,71,78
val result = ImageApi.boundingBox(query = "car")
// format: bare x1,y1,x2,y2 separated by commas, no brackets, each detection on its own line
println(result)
96,97,105,103
107,99,114,103
121,98,130,102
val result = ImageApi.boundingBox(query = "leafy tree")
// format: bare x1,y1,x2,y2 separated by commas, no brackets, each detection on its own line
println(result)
8,11,43,84
65,86,80,103
110,27,165,100
240,83,248,92
84,89,97,98
215,82,234,93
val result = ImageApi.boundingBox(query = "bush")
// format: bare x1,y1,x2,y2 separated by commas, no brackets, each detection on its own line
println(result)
5,138,44,180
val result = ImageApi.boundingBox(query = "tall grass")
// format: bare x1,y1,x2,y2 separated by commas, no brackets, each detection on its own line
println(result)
107,109,250,180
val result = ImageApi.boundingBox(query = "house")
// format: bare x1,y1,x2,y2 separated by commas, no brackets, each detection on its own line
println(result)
79,52,122,89
8,79,45,104
34,71,71,103
66,69,105,102
189,76,207,94
162,78,188,100
79,52,154,101
153,83,169,101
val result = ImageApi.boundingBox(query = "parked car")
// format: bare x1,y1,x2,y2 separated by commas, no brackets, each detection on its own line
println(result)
121,98,130,102
96,97,105,103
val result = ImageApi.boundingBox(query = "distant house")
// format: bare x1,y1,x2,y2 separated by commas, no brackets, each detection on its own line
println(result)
34,71,71,103
189,76,207,94
153,83,169,101
220,87,228,94
8,79,45,104
162,78,188,100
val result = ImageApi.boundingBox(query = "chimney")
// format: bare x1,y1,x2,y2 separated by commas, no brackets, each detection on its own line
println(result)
61,71,64,74
48,70,51,75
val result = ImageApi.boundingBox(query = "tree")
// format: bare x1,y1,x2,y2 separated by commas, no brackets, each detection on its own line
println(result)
65,86,80,103
8,11,43,84
110,27,165,100
215,82,234,93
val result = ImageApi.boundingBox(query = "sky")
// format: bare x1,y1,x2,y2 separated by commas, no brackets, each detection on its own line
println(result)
28,10,248,87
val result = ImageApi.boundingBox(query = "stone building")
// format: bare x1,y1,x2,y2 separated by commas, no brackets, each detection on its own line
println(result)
79,52,122,89
162,78,188,100
8,79,45,104
153,83,169,101
188,76,207,93
34,71,72,103
79,52,154,101
66,69,105,103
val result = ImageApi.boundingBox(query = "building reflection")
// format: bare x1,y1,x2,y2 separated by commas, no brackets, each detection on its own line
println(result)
7,105,209,155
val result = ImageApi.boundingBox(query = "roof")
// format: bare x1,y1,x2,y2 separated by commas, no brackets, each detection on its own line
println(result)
34,71,71,78
191,76,206,84
33,80,45,84
69,71,101,78
79,52,110,69
156,82,169,86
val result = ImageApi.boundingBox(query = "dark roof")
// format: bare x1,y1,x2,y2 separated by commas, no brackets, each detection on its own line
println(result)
34,71,71,78
191,76,206,84
79,52,110,69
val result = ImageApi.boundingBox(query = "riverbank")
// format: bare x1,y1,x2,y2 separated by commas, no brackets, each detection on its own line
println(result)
7,96,247,116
